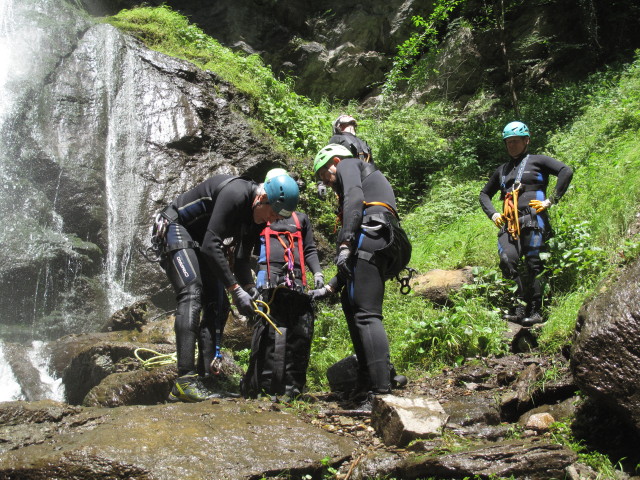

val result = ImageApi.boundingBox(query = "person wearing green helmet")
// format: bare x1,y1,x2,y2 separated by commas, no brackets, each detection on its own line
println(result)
479,121,573,326
152,170,299,402
311,143,411,410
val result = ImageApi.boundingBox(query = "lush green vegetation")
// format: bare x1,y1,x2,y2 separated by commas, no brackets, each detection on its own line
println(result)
107,6,640,477
106,6,640,385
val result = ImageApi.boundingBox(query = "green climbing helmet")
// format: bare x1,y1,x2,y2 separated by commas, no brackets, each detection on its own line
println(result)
313,144,353,174
502,121,530,139
264,170,299,218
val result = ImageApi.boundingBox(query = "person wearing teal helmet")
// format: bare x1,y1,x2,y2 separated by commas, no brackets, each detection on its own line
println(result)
153,170,299,402
242,168,323,400
263,169,299,218
479,122,573,326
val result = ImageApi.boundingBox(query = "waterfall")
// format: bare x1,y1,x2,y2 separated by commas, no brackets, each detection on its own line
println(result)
0,342,23,402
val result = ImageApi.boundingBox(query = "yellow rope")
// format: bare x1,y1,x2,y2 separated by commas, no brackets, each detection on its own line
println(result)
134,348,177,370
135,287,288,370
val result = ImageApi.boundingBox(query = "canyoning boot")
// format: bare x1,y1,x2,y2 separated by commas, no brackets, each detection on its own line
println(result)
503,305,526,324
521,311,544,327
168,373,212,403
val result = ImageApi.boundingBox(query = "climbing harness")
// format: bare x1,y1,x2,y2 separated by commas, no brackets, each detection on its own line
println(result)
396,267,417,295
260,212,306,290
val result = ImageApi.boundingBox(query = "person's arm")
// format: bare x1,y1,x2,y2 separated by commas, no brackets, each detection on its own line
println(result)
479,168,502,220
199,184,250,288
548,159,573,203
300,213,322,274
336,158,364,246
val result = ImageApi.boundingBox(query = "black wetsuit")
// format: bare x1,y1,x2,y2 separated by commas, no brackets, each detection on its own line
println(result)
333,157,398,393
479,153,573,308
161,175,261,376
329,131,373,164
251,212,322,395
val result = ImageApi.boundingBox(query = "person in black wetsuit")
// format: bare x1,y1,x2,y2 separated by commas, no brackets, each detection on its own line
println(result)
154,171,299,402
479,121,573,326
329,115,373,164
241,168,324,399
317,115,374,200
311,143,411,409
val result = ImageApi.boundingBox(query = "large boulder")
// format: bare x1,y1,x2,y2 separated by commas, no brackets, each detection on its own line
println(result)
0,400,356,479
571,257,640,435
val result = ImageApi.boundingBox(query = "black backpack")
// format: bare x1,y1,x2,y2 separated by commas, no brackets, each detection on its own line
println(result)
241,289,314,399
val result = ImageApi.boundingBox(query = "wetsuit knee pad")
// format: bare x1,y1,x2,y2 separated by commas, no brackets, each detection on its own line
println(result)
175,282,203,334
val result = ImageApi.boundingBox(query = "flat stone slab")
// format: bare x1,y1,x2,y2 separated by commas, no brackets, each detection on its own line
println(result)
0,400,356,480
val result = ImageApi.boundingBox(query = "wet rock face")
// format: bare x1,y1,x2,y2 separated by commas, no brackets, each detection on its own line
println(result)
571,256,640,435
0,400,356,479
1,1,290,338
81,0,640,103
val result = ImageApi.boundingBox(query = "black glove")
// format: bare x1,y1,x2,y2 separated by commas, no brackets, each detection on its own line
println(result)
246,285,260,301
313,272,325,289
309,286,330,300
230,286,255,317
335,245,352,279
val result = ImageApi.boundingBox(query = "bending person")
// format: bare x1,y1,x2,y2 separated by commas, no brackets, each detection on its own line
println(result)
153,171,299,402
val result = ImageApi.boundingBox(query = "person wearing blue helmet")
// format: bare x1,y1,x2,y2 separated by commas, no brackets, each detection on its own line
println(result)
479,121,573,326
152,170,299,402
242,168,323,401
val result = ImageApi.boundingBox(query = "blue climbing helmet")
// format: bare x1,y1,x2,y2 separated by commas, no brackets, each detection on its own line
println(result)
264,169,299,218
502,121,530,139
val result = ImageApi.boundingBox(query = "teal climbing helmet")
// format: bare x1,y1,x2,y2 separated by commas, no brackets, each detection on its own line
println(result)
313,144,353,175
502,121,530,139
264,170,299,218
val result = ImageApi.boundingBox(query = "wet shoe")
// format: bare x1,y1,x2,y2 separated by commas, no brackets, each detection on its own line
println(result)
168,373,212,403
392,374,408,388
503,305,526,324
521,311,544,327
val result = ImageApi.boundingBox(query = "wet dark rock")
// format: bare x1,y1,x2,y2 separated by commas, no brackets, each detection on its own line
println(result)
442,393,501,428
0,400,356,480
397,438,577,480
82,365,177,407
100,300,149,332
571,256,640,435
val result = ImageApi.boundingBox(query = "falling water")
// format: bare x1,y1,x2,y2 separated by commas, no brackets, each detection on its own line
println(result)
0,342,23,402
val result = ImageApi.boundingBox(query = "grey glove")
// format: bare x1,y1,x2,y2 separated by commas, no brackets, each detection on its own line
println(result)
317,182,327,199
309,286,330,300
313,272,325,289
230,286,255,317
335,245,352,279
246,285,260,301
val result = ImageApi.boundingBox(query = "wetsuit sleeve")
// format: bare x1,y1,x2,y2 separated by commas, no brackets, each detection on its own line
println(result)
234,226,259,287
336,159,364,245
299,213,322,274
479,167,502,219
549,160,573,203
199,185,249,288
